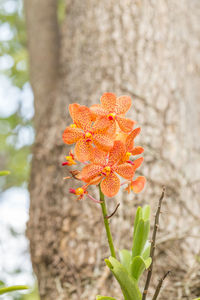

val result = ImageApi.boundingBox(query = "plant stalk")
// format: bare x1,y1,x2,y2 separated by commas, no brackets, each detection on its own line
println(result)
99,185,116,258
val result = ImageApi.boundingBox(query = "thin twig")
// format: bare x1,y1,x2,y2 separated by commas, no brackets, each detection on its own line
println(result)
106,203,120,219
142,187,165,300
152,271,171,300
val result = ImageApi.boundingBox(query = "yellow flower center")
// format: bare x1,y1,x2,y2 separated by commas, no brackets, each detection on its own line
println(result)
108,113,116,120
85,132,92,139
125,152,132,160
75,188,84,195
102,166,111,175
70,123,77,128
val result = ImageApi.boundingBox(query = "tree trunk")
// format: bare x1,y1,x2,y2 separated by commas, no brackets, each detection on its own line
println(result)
25,1,200,299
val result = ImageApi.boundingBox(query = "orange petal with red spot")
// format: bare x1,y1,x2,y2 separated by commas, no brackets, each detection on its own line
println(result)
73,105,93,130
131,146,144,155
100,172,120,197
74,137,93,162
93,116,111,132
90,104,107,117
115,96,132,115
80,164,102,182
100,93,116,112
126,128,141,151
93,133,113,152
117,116,134,133
131,176,146,193
69,103,81,121
115,163,135,180
63,127,83,144
92,147,108,165
132,157,144,170
108,140,126,166
88,175,103,185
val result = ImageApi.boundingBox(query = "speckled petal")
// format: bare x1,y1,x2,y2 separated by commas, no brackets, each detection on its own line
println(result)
74,137,93,162
115,95,132,114
92,116,111,132
62,127,83,144
100,172,120,197
90,104,107,117
115,163,135,180
131,176,146,193
132,157,144,170
126,128,141,151
116,116,134,133
92,147,108,165
100,93,117,112
93,133,113,152
108,140,126,166
131,146,144,155
73,105,93,130
80,164,102,182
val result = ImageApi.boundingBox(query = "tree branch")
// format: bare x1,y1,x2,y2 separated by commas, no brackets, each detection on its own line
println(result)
142,187,165,300
152,271,170,300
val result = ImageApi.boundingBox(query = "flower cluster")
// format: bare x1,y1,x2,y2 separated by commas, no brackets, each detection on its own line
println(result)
62,93,145,200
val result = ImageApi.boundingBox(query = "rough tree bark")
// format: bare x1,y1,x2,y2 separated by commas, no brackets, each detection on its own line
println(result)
25,1,200,299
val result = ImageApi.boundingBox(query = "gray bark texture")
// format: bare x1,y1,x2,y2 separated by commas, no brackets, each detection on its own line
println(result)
25,1,200,299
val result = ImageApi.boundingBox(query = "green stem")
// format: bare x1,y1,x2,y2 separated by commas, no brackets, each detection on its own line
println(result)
99,185,116,258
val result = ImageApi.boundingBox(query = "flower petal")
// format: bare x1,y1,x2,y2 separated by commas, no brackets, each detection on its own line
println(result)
101,172,120,197
69,103,81,121
92,116,111,132
100,93,116,112
90,104,107,117
126,128,141,151
63,127,83,144
115,95,132,115
80,164,102,182
74,138,93,162
131,146,144,155
108,140,126,166
115,163,135,180
92,147,108,165
116,116,135,133
132,157,144,170
73,105,93,130
93,133,113,152
131,176,146,193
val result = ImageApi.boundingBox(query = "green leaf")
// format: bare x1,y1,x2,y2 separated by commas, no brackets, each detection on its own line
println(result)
132,219,150,258
142,205,150,221
96,296,117,300
133,207,142,241
141,242,151,260
130,256,152,281
0,285,29,295
105,257,142,300
119,249,132,271
192,298,200,300
0,170,10,176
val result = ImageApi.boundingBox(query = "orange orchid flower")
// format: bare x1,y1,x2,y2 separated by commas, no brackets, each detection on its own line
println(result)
63,104,113,162
125,176,146,194
90,93,135,135
62,150,76,166
79,141,135,197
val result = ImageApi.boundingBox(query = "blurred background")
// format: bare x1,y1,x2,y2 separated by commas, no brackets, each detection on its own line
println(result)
0,1,200,300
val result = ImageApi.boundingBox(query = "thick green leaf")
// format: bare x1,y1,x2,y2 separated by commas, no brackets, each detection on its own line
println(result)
141,242,151,260
96,296,117,300
130,256,152,281
132,220,150,258
119,249,132,271
133,207,142,241
0,170,10,176
142,205,150,221
105,257,141,300
0,285,29,295
192,298,200,300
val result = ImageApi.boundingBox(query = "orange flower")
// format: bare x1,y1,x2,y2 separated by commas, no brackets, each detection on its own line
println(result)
63,104,113,162
125,176,146,194
90,93,135,134
79,141,135,197
69,185,88,200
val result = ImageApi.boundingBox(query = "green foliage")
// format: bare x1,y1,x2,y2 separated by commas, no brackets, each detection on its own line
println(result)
100,206,151,300
0,170,10,176
0,0,28,88
96,296,117,300
0,285,29,295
